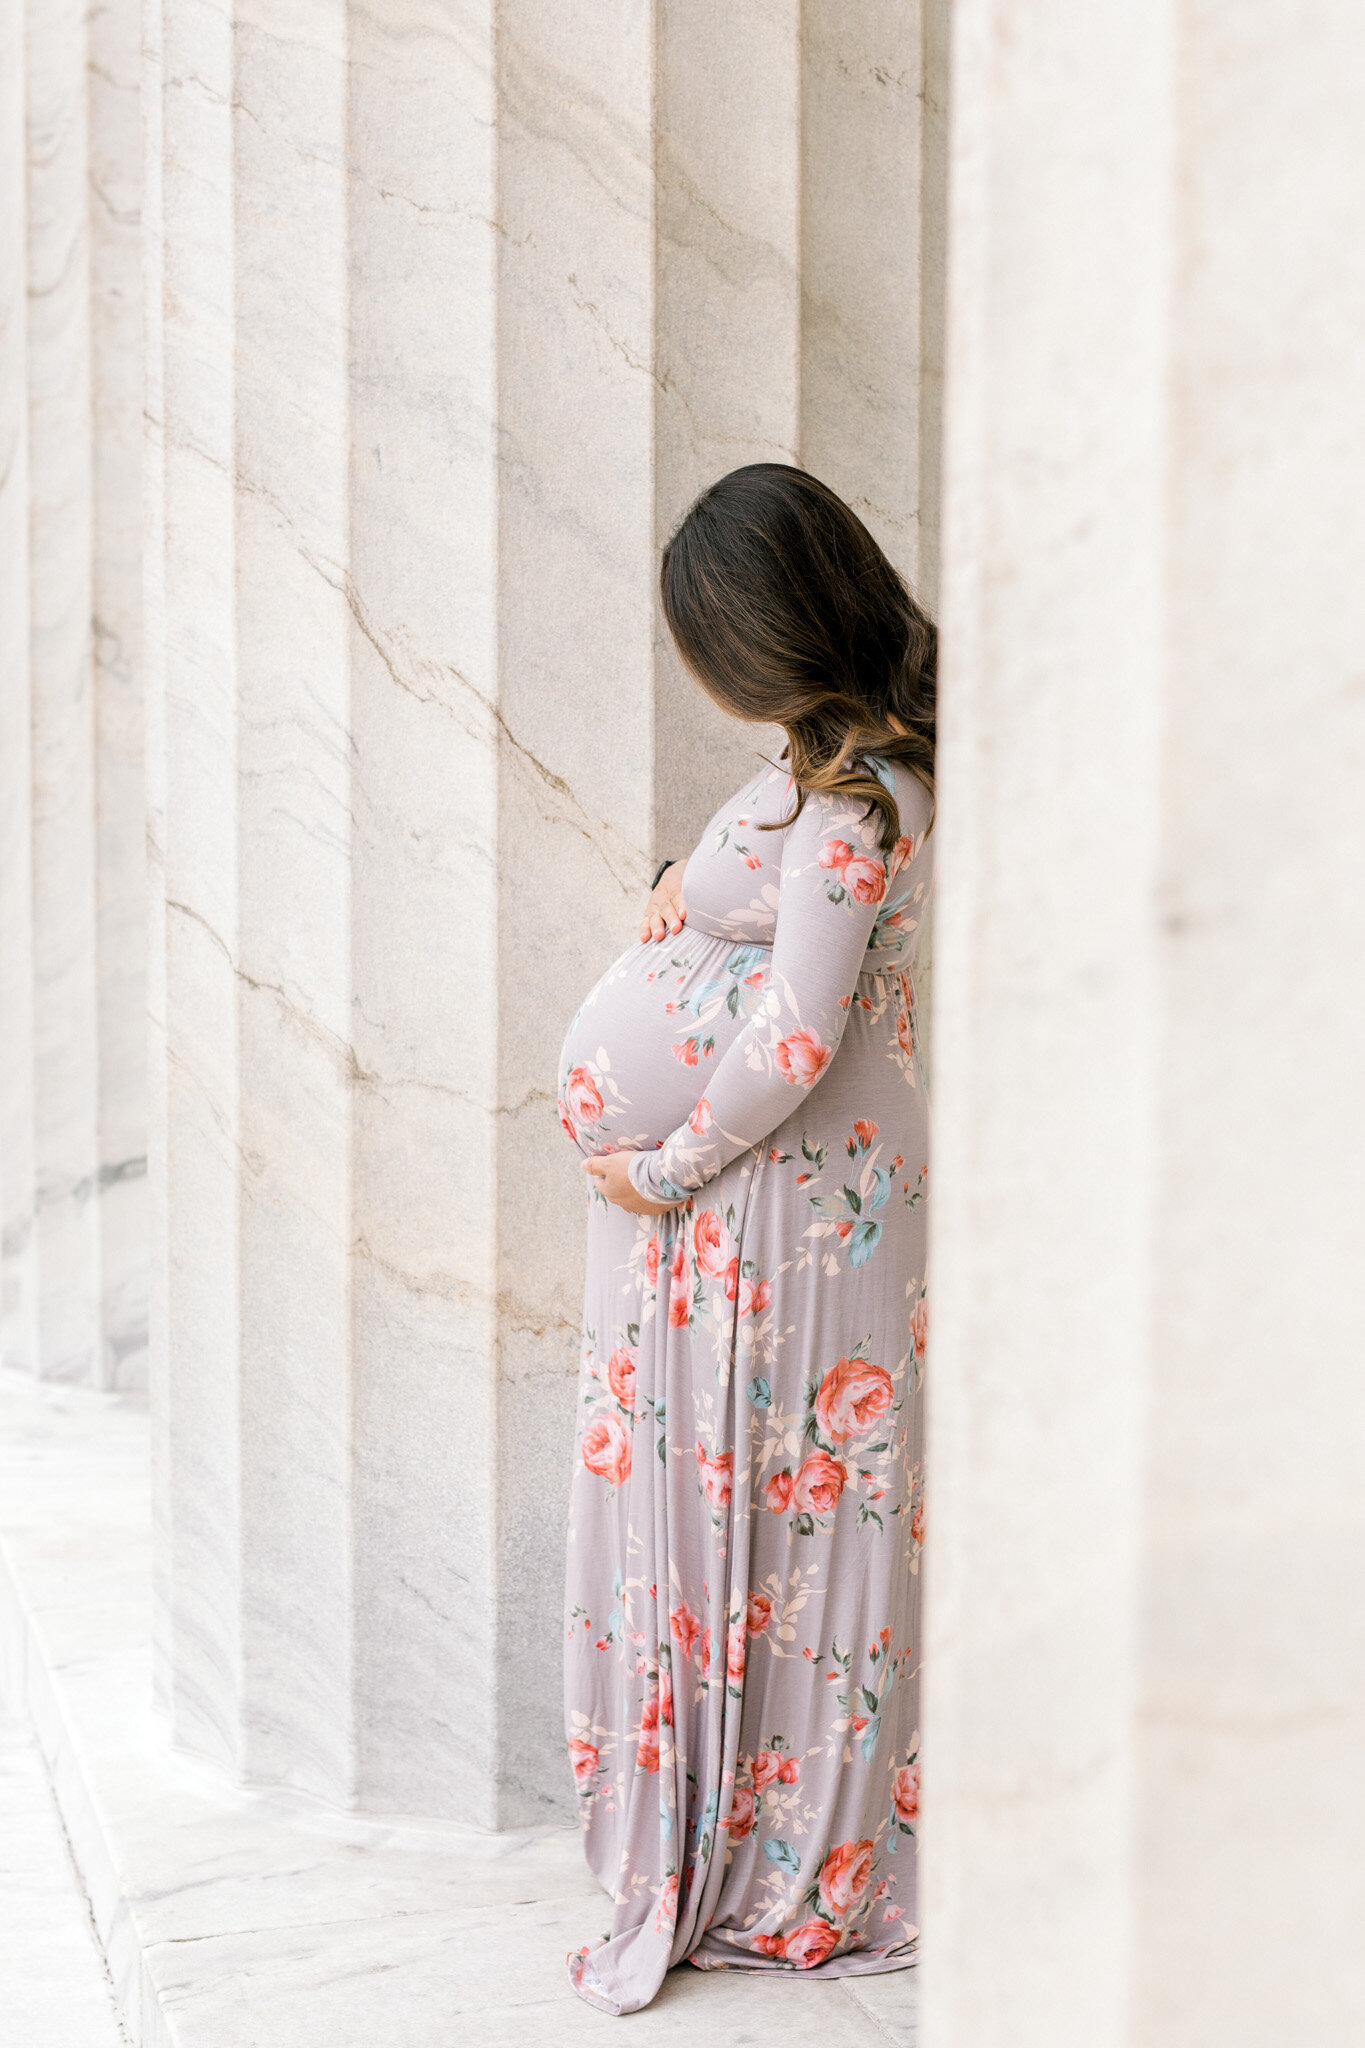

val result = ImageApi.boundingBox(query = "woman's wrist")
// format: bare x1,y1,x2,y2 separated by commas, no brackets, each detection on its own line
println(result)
628,1146,684,1207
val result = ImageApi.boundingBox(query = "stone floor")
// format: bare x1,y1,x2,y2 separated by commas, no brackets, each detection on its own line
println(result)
0,1372,917,2047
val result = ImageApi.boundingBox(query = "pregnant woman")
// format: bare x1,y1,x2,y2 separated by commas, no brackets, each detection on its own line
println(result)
558,464,935,2016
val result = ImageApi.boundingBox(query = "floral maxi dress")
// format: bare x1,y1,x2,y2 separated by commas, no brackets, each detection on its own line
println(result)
557,755,931,2015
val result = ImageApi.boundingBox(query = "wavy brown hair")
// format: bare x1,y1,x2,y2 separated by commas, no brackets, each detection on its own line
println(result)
660,464,936,852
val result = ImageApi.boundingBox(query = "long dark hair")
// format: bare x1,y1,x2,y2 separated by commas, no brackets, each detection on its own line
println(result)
660,464,936,851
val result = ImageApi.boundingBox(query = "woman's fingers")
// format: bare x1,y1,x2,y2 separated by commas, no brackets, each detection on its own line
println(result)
582,1150,672,1216
640,861,688,944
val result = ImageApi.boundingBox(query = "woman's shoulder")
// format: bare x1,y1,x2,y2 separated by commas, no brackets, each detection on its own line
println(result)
858,752,933,835
732,758,797,822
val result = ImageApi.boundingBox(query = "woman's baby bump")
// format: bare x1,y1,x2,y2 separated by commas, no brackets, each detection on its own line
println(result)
557,933,770,1159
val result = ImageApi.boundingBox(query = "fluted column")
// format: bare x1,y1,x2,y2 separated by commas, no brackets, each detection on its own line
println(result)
0,0,145,1391
0,2,38,1376
24,0,102,1387
147,0,939,1826
89,0,148,1383
926,3,1365,2044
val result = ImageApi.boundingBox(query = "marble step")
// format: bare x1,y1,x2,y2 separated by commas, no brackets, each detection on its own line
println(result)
0,1701,128,2047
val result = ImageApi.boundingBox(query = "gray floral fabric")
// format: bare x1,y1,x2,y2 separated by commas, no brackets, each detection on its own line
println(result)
558,756,931,2015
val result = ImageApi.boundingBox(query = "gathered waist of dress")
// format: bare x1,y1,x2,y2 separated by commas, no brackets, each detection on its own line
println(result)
676,916,914,989
858,950,915,986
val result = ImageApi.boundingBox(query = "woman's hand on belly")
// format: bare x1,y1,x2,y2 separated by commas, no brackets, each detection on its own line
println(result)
638,861,688,945
582,1151,676,1216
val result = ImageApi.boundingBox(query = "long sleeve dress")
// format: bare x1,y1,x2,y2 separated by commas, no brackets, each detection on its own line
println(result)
557,754,931,2016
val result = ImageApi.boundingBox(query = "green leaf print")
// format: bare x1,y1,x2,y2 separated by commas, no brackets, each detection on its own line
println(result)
847,1221,882,1267
747,1376,772,1408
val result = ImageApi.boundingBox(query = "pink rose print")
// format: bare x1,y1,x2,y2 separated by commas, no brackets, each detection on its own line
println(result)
694,1208,734,1279
911,1295,929,1363
853,1118,879,1146
726,1616,747,1683
793,1451,847,1516
775,1027,833,1087
746,1590,772,1636
818,1838,875,1917
814,1356,894,1444
564,1065,604,1126
568,1736,598,1786
841,853,887,905
645,1234,661,1285
889,833,913,877
689,1095,713,1134
892,1761,920,1824
783,1918,842,1968
778,1754,801,1784
910,1498,925,1544
670,1600,701,1659
725,1784,756,1839
737,1273,771,1318
695,1441,734,1510
699,1626,713,1673
750,1932,787,1958
606,1345,636,1409
558,1101,576,1141
635,1681,674,1774
668,1236,690,1328
820,837,887,904
752,1748,782,1793
653,1872,679,1935
581,1413,631,1486
763,1469,795,1513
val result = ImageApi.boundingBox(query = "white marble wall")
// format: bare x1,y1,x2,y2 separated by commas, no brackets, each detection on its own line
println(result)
925,3,1365,2044
140,0,938,1828
0,0,146,1392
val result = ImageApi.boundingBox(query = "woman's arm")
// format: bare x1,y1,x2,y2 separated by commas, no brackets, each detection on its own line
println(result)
626,787,888,1204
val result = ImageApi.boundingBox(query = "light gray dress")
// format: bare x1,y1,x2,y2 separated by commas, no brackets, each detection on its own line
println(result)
557,755,931,2015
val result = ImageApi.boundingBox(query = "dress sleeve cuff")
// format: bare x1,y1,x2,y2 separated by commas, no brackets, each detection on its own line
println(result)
628,1145,687,1207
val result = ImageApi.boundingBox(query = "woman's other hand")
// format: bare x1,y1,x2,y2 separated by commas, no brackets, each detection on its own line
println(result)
582,1151,675,1215
639,861,687,944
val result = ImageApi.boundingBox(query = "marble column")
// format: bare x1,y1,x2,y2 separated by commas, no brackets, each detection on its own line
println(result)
0,2,38,1375
146,0,938,1826
925,4,1365,2045
0,0,145,1391
89,0,149,1386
